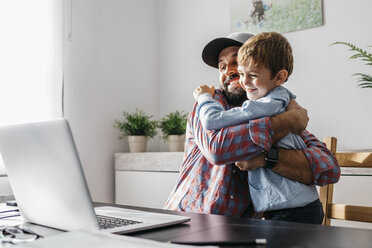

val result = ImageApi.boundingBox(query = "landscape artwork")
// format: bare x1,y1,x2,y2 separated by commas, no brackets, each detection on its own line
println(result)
229,0,323,34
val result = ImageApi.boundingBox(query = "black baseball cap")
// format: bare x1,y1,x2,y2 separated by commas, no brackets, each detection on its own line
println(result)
202,32,254,69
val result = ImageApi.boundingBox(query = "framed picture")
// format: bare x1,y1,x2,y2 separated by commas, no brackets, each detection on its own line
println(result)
229,0,323,34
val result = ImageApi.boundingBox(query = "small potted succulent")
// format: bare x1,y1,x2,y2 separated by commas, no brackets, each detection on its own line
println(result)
159,110,188,152
114,109,158,152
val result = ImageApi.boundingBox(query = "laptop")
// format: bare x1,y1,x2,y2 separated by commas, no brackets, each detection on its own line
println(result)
0,119,189,234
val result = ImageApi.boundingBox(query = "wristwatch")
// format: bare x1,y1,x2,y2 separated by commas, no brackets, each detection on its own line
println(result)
264,144,278,169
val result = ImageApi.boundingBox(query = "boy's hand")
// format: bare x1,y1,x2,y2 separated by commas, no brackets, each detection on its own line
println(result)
193,85,215,101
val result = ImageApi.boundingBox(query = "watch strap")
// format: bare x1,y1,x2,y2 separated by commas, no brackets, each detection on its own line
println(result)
265,144,278,169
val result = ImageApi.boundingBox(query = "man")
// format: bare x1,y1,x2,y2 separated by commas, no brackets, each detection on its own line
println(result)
164,33,340,217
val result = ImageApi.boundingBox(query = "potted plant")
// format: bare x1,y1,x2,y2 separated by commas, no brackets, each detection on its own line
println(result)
114,109,158,152
159,110,188,152
332,42,372,88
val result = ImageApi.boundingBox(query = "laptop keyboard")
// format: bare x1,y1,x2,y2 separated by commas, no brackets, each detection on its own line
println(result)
97,215,142,229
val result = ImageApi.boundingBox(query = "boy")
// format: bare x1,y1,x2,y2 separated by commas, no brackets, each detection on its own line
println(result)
193,32,323,224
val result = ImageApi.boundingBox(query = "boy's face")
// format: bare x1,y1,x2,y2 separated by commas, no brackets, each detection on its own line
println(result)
238,59,279,101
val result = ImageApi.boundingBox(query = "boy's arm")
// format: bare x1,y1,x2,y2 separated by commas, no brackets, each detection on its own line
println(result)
191,92,309,165
196,91,286,130
196,93,250,130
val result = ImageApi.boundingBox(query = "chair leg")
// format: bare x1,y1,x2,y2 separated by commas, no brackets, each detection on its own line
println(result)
320,137,337,226
319,184,334,225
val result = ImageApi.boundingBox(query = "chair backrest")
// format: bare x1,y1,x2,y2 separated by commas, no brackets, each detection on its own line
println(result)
319,137,372,225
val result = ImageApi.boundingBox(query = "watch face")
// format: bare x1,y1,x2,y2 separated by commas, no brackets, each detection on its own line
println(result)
267,147,278,161
265,145,278,169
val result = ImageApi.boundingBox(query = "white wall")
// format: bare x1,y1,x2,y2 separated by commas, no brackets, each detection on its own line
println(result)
65,0,372,203
158,0,372,150
286,0,372,150
157,0,231,116
64,0,159,203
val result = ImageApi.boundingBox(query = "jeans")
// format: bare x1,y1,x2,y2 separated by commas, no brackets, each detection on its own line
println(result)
264,199,324,224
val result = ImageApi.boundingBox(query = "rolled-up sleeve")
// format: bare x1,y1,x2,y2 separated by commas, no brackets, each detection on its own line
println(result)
248,117,273,151
300,131,340,185
192,93,265,165
247,118,340,186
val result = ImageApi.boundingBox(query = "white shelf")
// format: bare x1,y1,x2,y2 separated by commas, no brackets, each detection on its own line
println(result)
115,152,183,172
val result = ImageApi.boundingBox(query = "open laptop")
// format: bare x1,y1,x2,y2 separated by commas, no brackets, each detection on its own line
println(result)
0,119,189,234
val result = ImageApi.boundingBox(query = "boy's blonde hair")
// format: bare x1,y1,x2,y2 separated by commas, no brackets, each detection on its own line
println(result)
238,32,293,82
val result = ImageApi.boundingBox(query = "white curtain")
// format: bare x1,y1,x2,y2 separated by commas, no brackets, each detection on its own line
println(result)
0,0,63,126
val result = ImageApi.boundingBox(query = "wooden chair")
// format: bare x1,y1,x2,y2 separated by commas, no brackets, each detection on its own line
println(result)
319,137,372,225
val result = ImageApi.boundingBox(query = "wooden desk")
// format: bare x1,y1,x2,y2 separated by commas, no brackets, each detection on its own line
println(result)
94,203,372,248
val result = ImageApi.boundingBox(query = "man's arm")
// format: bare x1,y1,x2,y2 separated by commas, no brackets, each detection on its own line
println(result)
235,150,313,184
300,130,340,185
274,149,313,184
274,131,340,185
268,100,315,182
192,93,308,165
270,99,308,143
239,121,340,185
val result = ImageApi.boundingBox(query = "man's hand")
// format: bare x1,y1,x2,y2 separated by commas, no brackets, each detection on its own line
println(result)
286,100,309,134
193,85,215,101
235,153,265,171
271,100,309,143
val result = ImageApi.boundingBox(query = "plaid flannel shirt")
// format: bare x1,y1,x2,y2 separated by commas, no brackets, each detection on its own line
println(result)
164,90,340,216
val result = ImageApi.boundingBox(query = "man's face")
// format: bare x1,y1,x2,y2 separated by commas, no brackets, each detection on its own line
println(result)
218,46,247,106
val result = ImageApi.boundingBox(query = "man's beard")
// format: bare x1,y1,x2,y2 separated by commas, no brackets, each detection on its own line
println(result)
221,75,247,106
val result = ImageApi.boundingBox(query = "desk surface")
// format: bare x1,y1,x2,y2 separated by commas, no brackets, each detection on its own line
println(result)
2,202,372,248
93,203,372,248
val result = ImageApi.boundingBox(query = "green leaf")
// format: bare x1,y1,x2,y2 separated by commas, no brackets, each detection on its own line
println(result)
353,73,372,82
158,110,188,141
358,82,372,88
114,108,158,138
332,42,372,89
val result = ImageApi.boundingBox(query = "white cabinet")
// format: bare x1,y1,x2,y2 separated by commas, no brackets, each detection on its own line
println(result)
115,152,183,209
115,171,179,209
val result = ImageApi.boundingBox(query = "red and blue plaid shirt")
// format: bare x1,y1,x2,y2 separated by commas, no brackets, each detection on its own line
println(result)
164,90,340,217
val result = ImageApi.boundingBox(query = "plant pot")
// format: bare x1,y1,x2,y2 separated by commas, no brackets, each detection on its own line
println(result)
127,135,147,153
167,134,185,152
